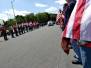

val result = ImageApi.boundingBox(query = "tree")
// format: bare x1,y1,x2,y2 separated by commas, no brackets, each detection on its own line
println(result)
35,12,50,25
49,13,57,21
15,15,25,24
4,12,57,27
25,13,35,22
6,19,16,26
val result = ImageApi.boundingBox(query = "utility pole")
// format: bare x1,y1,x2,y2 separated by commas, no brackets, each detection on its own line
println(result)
11,0,17,25
11,0,15,18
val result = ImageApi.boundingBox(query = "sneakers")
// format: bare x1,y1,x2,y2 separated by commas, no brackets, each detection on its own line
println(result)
72,60,82,65
74,55,79,59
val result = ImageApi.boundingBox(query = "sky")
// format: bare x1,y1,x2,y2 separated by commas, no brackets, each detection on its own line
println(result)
0,0,67,21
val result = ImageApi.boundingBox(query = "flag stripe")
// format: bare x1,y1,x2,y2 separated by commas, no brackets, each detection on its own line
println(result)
63,0,91,42
63,0,91,47
80,0,91,41
63,0,79,38
72,0,86,40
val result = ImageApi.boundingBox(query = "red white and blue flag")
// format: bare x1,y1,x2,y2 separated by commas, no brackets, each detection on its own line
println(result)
63,0,91,42
61,0,91,54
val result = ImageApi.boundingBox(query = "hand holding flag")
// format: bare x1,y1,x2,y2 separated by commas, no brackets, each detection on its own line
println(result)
61,37,70,55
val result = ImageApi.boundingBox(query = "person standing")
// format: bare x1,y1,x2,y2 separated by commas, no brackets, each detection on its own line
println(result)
65,0,82,64
1,25,8,41
56,0,81,64
9,26,15,38
18,24,21,35
61,0,91,68
56,9,64,31
13,25,18,36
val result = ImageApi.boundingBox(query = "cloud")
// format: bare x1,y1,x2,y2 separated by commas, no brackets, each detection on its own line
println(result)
0,13,8,21
4,9,30,16
0,9,31,21
45,7,58,14
35,3,48,7
55,0,67,5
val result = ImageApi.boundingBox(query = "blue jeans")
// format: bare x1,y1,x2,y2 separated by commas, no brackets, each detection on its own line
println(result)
71,39,82,62
80,46,91,68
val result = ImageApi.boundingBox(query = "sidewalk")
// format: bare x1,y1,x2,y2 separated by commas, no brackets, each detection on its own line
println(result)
58,47,83,68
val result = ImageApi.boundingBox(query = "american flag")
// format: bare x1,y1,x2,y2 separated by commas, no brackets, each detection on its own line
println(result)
56,12,64,25
61,0,91,49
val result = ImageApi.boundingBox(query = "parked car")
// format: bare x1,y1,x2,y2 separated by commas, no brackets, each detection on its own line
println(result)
47,21,54,26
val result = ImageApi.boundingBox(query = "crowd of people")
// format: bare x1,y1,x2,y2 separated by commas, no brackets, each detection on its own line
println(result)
56,0,91,68
0,22,39,41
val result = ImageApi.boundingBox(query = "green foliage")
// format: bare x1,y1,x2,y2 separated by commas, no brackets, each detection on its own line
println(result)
35,12,50,24
49,13,57,21
25,13,36,22
4,12,57,27
15,15,25,24
5,19,16,26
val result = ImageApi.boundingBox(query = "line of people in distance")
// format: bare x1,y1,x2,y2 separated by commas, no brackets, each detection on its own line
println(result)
0,21,39,41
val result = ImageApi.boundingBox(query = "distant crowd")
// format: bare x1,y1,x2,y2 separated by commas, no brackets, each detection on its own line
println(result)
0,22,39,41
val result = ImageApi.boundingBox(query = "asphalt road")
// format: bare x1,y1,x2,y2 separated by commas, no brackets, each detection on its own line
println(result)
0,25,82,68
